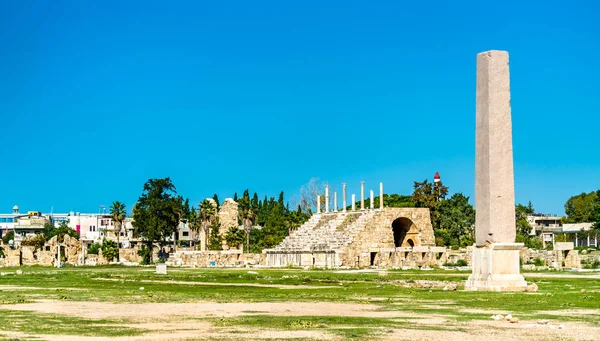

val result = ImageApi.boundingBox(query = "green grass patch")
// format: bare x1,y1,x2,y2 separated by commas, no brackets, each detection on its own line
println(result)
0,309,143,337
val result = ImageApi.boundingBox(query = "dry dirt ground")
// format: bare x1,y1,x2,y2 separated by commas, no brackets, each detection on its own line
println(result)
1,299,599,341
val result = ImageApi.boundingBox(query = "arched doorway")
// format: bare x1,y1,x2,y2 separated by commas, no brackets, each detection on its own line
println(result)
392,217,415,247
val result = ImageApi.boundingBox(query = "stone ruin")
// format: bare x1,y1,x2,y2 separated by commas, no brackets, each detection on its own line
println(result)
1,235,85,267
264,180,440,268
218,198,239,249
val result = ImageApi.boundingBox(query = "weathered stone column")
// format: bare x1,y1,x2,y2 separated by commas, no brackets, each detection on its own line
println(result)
360,181,365,210
352,194,356,211
379,182,384,209
369,190,374,210
333,192,338,212
317,195,321,214
466,50,527,292
342,183,347,212
325,185,329,213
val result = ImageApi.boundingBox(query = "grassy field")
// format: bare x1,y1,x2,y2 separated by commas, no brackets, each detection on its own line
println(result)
0,266,599,340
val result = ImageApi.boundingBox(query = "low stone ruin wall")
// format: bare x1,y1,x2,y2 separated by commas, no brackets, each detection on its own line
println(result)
520,243,581,270
166,250,263,267
265,250,340,268
264,247,472,269
1,239,585,270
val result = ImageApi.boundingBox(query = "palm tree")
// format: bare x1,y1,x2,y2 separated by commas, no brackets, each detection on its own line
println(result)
109,201,127,261
199,199,217,251
241,207,255,253
187,207,199,247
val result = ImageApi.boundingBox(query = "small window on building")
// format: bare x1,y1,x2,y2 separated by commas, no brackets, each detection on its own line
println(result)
182,231,189,237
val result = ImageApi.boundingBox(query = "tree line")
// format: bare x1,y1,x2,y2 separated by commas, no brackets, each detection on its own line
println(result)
126,177,311,263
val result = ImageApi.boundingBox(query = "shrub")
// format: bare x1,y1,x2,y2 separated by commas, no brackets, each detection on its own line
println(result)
456,259,468,267
443,259,468,267
137,244,152,265
224,226,245,249
21,233,46,252
101,240,118,261
533,258,545,266
526,237,543,250
2,230,14,244
87,242,101,255
582,259,600,269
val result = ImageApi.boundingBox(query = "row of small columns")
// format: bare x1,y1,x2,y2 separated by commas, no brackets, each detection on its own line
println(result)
317,182,384,213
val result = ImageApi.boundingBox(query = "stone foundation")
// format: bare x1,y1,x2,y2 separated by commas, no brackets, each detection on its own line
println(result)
465,243,527,291
166,250,263,267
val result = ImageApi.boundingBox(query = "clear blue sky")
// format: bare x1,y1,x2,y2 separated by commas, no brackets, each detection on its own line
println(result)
1,1,598,215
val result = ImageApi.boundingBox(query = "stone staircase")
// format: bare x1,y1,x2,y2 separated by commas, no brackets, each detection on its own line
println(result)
274,210,377,252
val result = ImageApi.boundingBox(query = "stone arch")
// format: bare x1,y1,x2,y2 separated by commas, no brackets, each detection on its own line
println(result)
392,217,419,247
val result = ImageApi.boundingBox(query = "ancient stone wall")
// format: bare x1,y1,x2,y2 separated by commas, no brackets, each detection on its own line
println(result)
341,208,435,267
166,250,263,267
218,198,239,249
519,246,581,270
219,199,239,232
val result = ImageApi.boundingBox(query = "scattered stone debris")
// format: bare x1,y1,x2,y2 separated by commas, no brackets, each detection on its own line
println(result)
525,283,538,292
442,284,457,291
491,314,519,324
16,269,23,275
139,287,145,290
247,271,259,275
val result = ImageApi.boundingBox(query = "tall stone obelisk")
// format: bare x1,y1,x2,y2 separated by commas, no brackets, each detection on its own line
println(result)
465,50,527,291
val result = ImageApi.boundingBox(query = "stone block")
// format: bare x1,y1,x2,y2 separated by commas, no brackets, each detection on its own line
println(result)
156,263,167,274
555,242,574,251
465,243,527,291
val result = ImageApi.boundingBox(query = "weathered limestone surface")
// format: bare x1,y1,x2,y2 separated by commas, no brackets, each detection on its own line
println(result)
219,198,239,249
475,50,516,246
467,50,527,291
166,250,263,267
342,208,435,266
265,207,435,268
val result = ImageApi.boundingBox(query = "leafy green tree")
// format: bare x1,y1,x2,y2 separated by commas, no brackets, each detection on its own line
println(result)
109,201,126,255
564,191,598,223
515,202,542,249
411,179,448,229
132,178,183,262
436,193,475,247
2,230,14,244
224,226,245,249
353,194,414,210
208,217,222,250
591,190,600,230
55,221,79,242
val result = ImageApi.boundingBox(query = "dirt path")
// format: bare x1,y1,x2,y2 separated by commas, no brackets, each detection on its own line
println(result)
1,299,599,340
93,277,343,289
0,299,415,320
